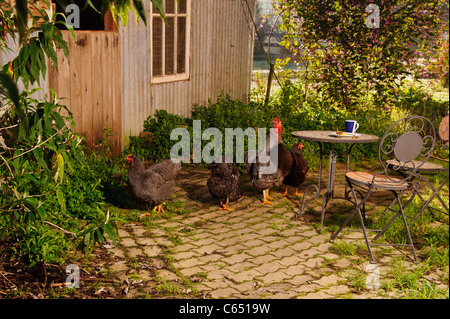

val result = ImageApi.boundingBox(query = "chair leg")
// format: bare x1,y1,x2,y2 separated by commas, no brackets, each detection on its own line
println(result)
411,174,449,221
330,183,376,263
356,199,376,264
330,182,358,241
395,192,418,263
373,191,418,263
373,196,403,241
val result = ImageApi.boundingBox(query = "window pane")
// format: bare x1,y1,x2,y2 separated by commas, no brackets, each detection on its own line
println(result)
178,0,187,14
166,0,176,14
152,17,163,76
165,17,175,75
177,17,186,74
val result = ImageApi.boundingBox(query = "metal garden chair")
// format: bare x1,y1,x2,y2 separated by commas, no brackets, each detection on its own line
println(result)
385,115,449,221
330,115,437,264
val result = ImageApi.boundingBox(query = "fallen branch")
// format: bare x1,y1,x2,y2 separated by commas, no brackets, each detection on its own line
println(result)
44,221,77,236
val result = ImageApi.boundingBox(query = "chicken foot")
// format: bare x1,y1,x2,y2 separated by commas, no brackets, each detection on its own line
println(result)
153,205,164,214
219,197,233,211
282,187,302,198
261,189,273,205
282,187,291,198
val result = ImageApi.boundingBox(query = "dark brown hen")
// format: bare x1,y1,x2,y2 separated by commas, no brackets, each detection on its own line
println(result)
245,118,293,205
282,142,308,196
127,155,181,214
207,155,242,210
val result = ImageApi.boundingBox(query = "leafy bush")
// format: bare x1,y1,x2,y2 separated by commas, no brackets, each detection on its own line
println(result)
277,0,448,111
0,89,123,265
141,109,190,162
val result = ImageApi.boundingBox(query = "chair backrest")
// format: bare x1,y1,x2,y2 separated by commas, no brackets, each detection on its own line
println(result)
379,115,436,181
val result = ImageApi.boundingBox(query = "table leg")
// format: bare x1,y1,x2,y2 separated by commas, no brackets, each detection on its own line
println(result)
299,142,359,232
328,149,337,198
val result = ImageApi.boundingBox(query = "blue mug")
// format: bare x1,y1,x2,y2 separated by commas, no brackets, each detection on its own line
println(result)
345,120,359,133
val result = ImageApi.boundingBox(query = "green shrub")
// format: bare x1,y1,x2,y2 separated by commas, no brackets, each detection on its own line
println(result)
0,92,122,266
142,109,190,162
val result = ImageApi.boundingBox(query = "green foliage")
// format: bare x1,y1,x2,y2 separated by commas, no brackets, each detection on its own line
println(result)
277,0,448,110
426,40,449,89
0,0,162,267
0,120,125,265
141,109,189,162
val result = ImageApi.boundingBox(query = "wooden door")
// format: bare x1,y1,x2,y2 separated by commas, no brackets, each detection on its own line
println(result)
48,31,121,156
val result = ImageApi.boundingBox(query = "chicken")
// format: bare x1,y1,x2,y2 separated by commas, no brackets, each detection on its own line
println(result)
282,142,308,197
246,118,293,205
126,155,181,214
207,155,242,211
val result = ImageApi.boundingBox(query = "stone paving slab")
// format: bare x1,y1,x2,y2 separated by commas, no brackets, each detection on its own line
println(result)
102,165,448,299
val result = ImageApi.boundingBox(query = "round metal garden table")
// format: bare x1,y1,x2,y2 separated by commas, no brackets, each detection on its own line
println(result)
291,130,379,232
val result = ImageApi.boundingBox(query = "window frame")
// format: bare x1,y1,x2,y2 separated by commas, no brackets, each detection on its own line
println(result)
150,0,191,84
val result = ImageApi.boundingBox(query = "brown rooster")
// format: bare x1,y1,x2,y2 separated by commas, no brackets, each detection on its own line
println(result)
246,118,293,205
207,155,242,211
282,142,308,197
126,155,181,214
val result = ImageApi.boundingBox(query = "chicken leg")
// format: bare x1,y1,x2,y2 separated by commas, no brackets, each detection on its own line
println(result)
261,189,273,205
220,197,233,211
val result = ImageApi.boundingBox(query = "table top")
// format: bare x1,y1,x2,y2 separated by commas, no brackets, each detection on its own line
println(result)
291,130,379,144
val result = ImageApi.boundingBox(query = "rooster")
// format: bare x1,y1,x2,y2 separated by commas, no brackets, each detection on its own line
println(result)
126,155,181,214
282,142,308,197
246,118,293,205
207,155,242,211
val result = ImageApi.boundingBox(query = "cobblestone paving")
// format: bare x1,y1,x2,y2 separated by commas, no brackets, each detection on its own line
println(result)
102,166,448,299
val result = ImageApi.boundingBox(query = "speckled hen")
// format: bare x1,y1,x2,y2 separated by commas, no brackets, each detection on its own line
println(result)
126,155,181,214
207,155,242,211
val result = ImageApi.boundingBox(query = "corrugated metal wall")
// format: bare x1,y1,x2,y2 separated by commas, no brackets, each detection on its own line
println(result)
120,0,256,148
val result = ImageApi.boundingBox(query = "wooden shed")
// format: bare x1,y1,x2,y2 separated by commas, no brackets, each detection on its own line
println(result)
17,0,257,155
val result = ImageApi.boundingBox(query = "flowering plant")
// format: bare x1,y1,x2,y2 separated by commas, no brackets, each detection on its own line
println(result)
277,0,448,110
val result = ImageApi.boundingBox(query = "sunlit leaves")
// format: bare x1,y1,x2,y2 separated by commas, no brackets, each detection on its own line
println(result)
277,0,448,110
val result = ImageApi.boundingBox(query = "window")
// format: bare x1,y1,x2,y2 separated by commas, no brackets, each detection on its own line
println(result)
151,0,190,83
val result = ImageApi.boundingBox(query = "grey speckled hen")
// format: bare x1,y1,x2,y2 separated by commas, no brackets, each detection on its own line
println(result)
127,155,181,214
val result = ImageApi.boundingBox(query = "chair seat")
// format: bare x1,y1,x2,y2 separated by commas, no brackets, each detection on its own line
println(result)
386,160,447,172
346,171,410,190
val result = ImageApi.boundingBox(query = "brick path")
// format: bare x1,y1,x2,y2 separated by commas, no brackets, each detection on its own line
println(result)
101,165,448,299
